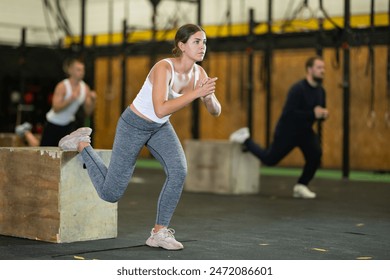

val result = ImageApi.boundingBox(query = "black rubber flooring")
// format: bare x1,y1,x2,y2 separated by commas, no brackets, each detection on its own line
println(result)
0,168,389,260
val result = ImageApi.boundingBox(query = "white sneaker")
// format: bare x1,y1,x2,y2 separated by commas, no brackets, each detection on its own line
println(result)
293,184,316,199
69,127,92,137
59,135,91,151
59,127,92,151
15,122,32,137
229,127,250,144
146,228,184,250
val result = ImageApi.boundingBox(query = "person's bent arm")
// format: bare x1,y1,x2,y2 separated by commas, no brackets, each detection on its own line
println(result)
152,62,217,118
197,66,221,116
84,87,96,116
51,83,77,113
201,93,221,116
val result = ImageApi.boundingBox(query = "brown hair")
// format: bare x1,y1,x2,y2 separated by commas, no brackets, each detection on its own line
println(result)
172,24,205,57
63,57,84,74
305,56,323,70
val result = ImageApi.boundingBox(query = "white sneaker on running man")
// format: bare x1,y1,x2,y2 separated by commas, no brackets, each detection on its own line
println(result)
229,127,250,144
145,228,184,250
293,184,316,199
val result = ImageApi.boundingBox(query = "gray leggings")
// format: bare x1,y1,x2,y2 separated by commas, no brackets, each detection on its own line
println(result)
80,107,187,226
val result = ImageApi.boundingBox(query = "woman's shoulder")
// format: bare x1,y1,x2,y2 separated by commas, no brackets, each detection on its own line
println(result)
152,58,172,71
194,63,207,76
148,59,172,76
156,58,175,65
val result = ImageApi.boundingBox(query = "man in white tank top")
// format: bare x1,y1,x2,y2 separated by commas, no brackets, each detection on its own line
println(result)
16,58,96,146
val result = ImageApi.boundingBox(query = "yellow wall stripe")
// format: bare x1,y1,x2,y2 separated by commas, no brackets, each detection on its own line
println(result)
64,13,389,47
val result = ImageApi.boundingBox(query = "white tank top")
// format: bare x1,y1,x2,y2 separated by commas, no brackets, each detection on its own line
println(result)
132,58,200,124
46,79,86,126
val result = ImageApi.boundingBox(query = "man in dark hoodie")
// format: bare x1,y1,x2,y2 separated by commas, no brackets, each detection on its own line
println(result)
230,56,328,199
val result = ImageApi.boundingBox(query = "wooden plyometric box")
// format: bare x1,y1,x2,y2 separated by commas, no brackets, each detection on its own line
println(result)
184,140,260,195
0,133,25,147
0,147,117,243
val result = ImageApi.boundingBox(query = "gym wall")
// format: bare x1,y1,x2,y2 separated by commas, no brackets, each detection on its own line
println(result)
92,46,390,171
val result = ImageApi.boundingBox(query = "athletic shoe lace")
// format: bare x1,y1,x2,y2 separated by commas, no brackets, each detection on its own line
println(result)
163,228,176,238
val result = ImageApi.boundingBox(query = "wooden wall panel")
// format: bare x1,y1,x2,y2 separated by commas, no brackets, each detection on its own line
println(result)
252,52,267,147
94,57,122,149
125,56,150,106
349,46,390,171
321,48,344,169
92,47,389,171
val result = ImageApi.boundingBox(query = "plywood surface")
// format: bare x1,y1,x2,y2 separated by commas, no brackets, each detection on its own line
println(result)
0,147,117,243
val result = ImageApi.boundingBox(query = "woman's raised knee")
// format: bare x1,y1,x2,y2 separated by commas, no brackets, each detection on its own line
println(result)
98,188,123,203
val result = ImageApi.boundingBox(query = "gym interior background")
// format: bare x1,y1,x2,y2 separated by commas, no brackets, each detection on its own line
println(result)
0,0,389,175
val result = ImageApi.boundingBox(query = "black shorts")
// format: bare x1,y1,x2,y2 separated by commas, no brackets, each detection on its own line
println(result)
40,121,74,147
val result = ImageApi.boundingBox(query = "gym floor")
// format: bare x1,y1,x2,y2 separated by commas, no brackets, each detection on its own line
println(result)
0,164,389,260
